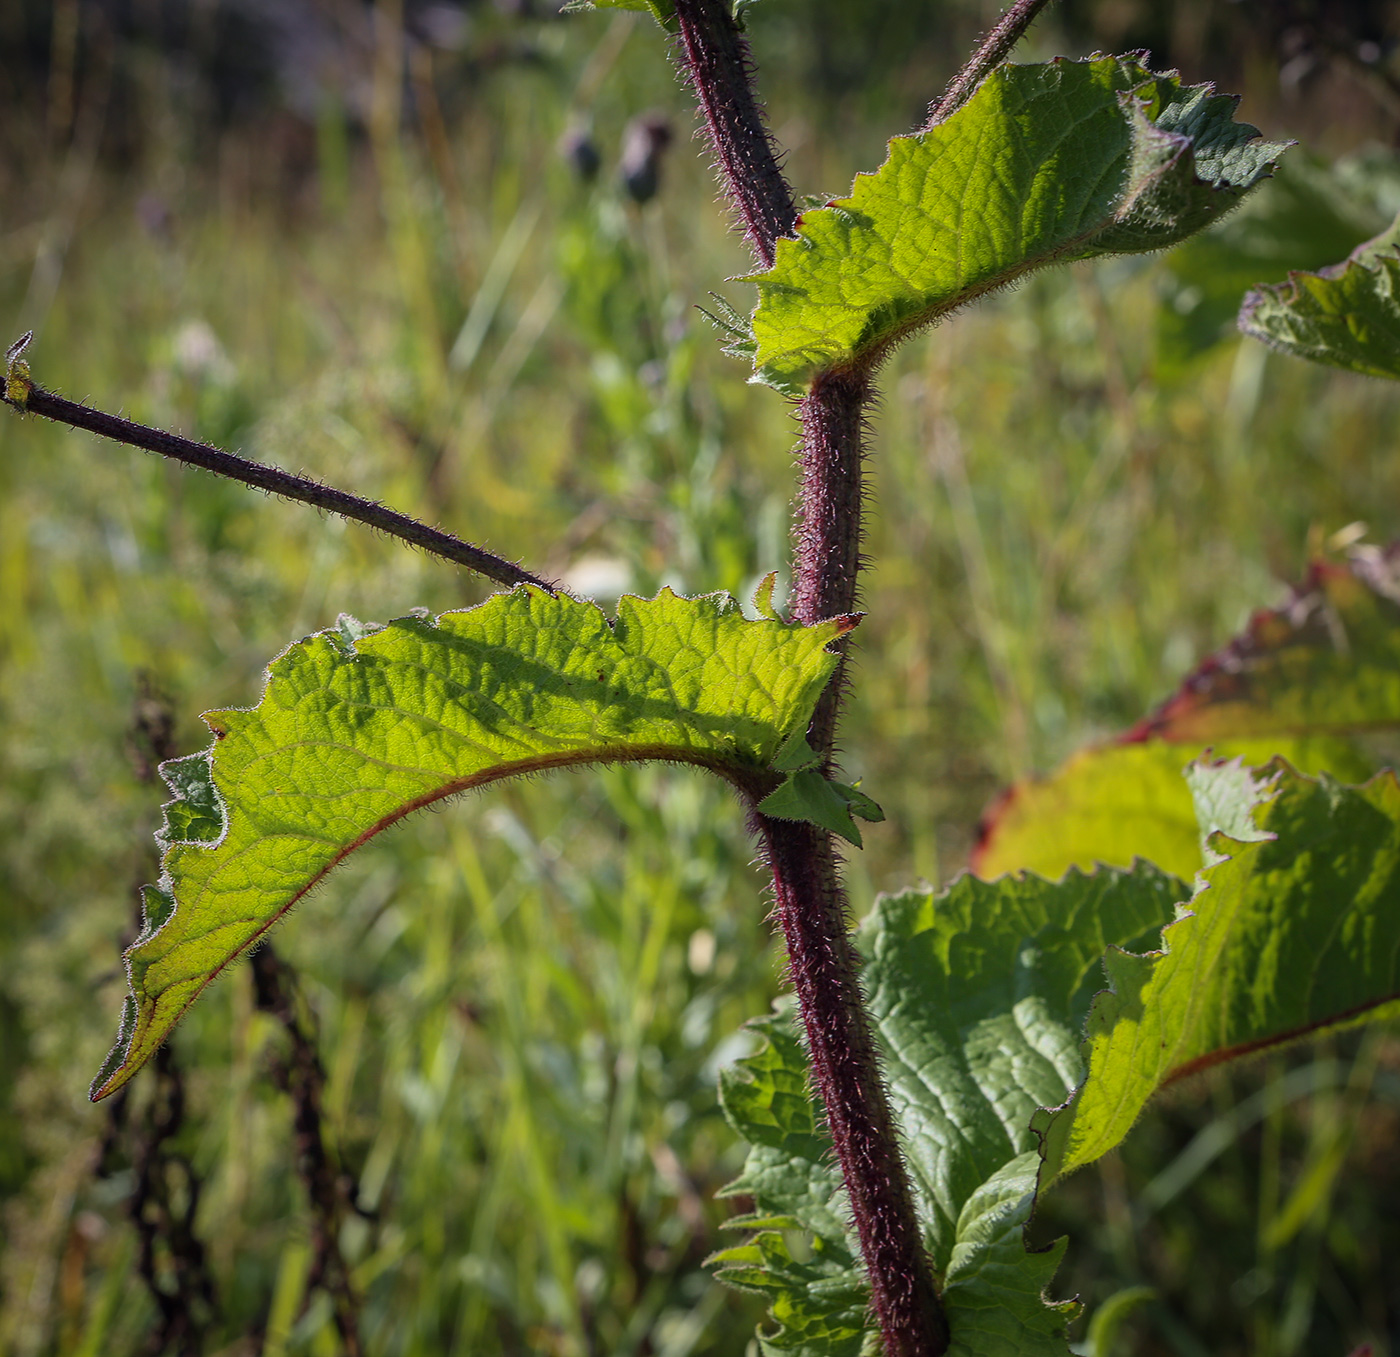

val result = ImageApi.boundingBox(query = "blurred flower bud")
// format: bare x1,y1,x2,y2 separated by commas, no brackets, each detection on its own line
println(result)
417,4,471,48
136,192,172,240
619,113,673,205
559,123,601,182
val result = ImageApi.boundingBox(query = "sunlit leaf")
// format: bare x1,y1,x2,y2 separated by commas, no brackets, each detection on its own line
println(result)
93,587,848,1099
748,55,1287,393
971,736,1367,882
1127,548,1400,743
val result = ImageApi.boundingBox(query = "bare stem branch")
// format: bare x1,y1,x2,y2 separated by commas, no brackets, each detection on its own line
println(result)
2,365,554,594
923,0,1055,129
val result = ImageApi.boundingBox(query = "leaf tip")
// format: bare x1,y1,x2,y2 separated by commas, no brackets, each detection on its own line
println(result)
751,570,785,622
89,995,138,1103
4,330,33,409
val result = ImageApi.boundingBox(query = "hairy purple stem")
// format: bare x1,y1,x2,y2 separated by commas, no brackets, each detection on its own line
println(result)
671,0,796,267
668,2,948,1352
759,815,950,1356
791,368,869,755
2,367,552,593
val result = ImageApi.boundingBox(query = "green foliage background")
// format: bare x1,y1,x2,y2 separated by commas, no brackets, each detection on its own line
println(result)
4,2,1400,1354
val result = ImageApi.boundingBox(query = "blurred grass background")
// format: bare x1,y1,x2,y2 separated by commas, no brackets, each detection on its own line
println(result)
5,1,1400,1353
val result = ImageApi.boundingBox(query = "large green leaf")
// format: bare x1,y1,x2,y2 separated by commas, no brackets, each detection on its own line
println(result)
92,587,849,1099
720,760,1400,1351
747,56,1287,393
1035,759,1400,1183
1239,213,1400,379
716,863,1183,1355
974,551,1400,880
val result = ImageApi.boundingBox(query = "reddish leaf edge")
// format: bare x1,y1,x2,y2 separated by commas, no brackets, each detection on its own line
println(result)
91,591,862,1102
971,545,1400,875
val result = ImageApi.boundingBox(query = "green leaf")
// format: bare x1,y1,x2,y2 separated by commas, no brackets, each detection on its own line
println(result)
837,782,884,823
1158,153,1386,370
748,56,1287,393
753,570,784,622
718,863,1184,1353
757,769,870,847
4,329,32,408
713,1014,870,1356
92,587,850,1100
1035,759,1400,1184
722,759,1400,1349
1239,212,1400,379
771,728,821,773
972,736,1368,882
974,551,1400,880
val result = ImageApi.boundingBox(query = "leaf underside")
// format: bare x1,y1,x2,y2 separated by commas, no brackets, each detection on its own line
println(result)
974,550,1400,881
93,587,847,1100
748,55,1287,394
1239,212,1400,379
719,762,1400,1353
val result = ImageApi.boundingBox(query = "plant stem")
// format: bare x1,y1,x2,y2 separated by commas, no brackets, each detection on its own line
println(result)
672,0,795,269
923,0,1055,128
791,367,868,757
770,370,949,1357
1,373,553,593
758,815,949,1355
669,2,948,1351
